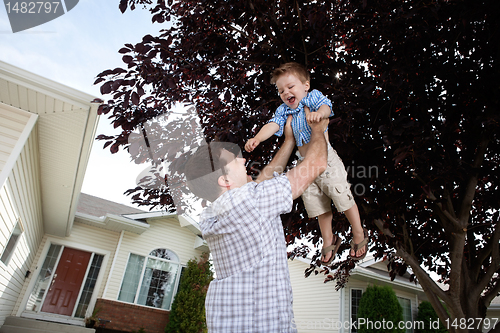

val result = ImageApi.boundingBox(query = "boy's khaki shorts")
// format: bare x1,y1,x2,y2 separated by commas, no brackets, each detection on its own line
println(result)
301,147,355,217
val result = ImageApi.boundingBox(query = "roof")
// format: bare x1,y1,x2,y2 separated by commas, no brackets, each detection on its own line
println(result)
0,60,100,237
74,193,207,251
77,193,145,217
290,254,426,296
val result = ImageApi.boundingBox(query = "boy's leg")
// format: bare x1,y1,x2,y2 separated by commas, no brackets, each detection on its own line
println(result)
318,210,335,263
317,148,367,258
301,181,339,264
344,203,366,258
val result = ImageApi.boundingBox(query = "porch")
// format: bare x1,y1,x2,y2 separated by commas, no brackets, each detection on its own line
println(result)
0,316,95,333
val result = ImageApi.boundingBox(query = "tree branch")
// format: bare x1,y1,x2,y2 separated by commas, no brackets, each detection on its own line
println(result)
294,0,308,66
396,245,452,320
413,172,462,231
457,138,489,226
472,220,499,281
247,0,283,57
473,218,500,304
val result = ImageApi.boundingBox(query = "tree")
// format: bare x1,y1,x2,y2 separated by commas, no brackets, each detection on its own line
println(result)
95,1,500,332
165,253,213,333
416,301,447,333
357,285,404,333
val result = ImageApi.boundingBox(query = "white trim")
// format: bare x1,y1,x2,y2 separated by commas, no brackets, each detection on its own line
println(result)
350,267,424,293
102,230,124,298
339,287,345,333
0,60,98,110
75,211,150,234
65,102,100,236
0,103,38,189
122,211,177,220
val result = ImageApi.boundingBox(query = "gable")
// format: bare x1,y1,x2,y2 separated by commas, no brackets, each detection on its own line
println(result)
0,60,100,237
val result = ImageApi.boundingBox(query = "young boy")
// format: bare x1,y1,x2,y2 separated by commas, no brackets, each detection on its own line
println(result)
245,62,368,264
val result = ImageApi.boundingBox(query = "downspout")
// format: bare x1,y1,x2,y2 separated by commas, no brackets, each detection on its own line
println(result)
102,230,125,298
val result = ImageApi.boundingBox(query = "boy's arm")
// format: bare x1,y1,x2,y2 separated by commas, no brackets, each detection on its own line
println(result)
304,90,333,123
245,122,280,152
255,117,295,183
306,104,331,123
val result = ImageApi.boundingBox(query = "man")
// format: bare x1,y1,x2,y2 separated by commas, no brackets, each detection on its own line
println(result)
184,115,328,332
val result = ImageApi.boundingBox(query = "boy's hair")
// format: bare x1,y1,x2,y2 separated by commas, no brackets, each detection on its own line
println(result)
270,62,310,85
184,142,240,202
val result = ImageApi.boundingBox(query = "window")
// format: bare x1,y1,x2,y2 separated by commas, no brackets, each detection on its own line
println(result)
1,220,23,265
25,244,62,311
350,289,363,333
398,297,413,333
74,254,104,318
118,249,182,310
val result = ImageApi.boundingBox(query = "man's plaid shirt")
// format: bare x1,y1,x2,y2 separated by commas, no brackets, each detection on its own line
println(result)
269,89,333,146
200,174,297,333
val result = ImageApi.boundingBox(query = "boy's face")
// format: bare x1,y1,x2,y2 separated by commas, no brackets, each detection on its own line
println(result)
275,72,310,110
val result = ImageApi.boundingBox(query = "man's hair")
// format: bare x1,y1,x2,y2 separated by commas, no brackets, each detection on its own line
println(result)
270,62,310,85
184,142,239,202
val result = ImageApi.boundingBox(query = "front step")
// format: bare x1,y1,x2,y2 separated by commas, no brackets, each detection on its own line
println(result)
0,317,95,333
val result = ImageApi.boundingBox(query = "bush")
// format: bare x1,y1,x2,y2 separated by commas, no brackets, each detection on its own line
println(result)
415,301,447,333
358,285,405,333
165,253,213,333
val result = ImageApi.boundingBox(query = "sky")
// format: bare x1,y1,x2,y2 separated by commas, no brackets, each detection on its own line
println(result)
0,0,167,208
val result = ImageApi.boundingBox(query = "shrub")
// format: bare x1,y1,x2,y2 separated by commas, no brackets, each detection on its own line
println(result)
358,285,405,333
415,301,447,333
165,253,213,333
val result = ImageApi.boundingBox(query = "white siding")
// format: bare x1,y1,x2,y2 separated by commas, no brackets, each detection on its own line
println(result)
104,217,204,300
0,127,43,326
288,259,342,333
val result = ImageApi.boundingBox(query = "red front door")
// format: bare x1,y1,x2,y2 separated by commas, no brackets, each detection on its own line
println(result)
41,247,91,316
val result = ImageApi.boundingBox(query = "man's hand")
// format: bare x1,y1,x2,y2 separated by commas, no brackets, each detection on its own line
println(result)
245,138,260,152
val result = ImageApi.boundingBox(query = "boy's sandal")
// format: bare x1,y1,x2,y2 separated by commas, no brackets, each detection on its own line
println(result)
321,235,341,266
349,228,369,261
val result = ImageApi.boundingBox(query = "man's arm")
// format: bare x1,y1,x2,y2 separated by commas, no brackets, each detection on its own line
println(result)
254,116,295,183
286,118,328,199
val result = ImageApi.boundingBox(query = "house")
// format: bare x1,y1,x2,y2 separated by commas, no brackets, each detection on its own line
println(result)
0,61,207,333
288,255,428,333
72,193,207,333
289,254,500,333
